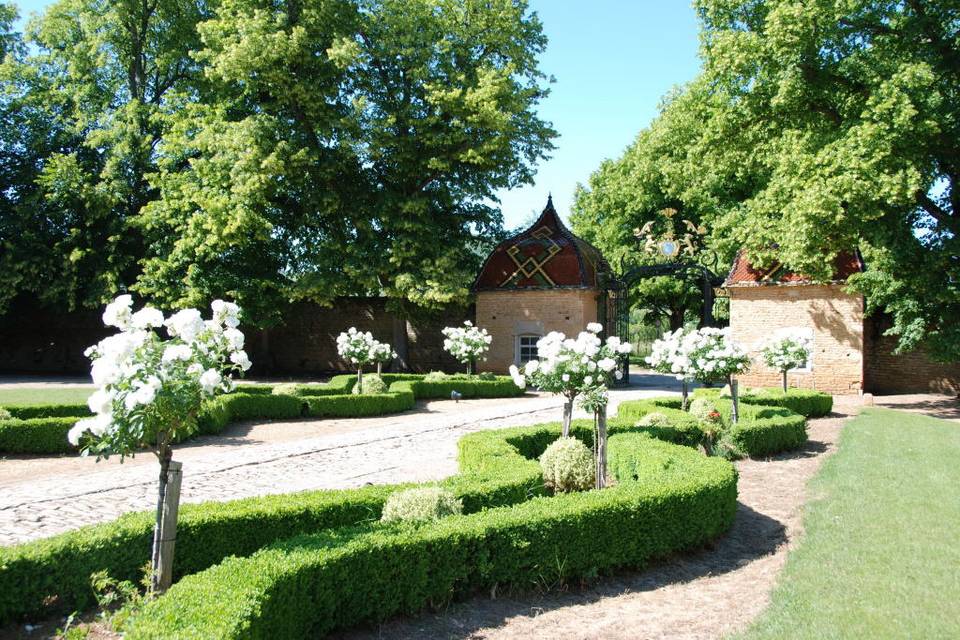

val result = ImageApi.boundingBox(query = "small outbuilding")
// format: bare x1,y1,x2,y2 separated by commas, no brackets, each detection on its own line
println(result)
472,196,611,372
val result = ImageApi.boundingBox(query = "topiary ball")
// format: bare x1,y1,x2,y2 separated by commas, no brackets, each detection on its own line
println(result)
380,487,463,525
272,383,300,396
636,412,671,427
423,371,448,382
352,374,387,395
539,436,595,492
0,407,10,420
688,398,719,422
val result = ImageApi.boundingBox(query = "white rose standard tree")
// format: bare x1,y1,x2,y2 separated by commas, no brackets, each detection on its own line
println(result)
646,328,697,409
70,296,251,594
336,328,379,393
441,321,492,375
685,327,751,423
760,331,812,392
510,323,631,487
371,341,397,375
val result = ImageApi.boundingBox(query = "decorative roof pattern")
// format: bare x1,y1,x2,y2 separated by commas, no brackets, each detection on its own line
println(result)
473,196,610,291
725,249,863,287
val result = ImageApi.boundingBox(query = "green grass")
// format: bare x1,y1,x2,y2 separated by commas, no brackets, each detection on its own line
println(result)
737,408,960,639
0,387,91,407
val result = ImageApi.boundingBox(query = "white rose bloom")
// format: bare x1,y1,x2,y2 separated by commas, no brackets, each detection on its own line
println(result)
162,344,194,362
166,309,205,342
224,328,245,351
87,388,114,415
67,422,87,446
598,358,617,372
524,360,539,375
199,368,222,394
230,350,252,371
102,295,133,329
561,374,570,382
584,375,593,385
131,306,165,329
586,322,603,333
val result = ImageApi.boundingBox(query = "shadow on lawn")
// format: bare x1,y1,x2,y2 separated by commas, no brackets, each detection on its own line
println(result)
332,502,786,640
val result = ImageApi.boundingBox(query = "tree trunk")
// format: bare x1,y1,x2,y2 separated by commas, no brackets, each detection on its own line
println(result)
594,407,608,489
681,380,689,411
150,436,182,594
562,398,573,437
730,376,740,424
377,362,383,376
782,370,788,393
467,358,475,376
356,367,363,394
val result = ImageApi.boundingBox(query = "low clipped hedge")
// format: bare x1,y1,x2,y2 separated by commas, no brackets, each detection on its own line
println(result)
693,387,833,418
616,395,809,458
0,417,81,454
125,431,736,639
1,375,523,455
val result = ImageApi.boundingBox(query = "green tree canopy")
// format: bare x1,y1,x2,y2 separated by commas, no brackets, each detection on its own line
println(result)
1,0,554,324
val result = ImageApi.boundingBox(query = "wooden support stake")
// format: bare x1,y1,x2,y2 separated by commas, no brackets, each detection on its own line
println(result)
156,460,182,593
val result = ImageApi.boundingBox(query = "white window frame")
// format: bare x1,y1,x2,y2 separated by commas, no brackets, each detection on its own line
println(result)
515,334,540,366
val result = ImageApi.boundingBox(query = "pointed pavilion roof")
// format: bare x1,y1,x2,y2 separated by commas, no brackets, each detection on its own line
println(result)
472,196,610,291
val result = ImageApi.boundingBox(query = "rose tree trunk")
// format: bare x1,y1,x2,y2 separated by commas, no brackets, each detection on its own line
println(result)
594,407,608,489
782,370,788,393
150,437,183,594
561,397,574,437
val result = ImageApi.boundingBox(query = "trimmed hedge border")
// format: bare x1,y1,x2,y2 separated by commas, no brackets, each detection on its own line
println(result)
125,430,737,639
0,375,524,455
693,387,833,418
616,395,809,458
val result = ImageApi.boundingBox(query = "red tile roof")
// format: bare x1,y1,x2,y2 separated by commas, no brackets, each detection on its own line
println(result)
472,196,610,291
725,250,863,286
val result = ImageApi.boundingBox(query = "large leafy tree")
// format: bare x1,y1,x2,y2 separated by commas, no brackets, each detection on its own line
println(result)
0,0,210,313
692,0,960,360
138,0,555,323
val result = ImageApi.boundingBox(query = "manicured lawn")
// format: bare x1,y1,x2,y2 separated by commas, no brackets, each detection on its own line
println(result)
738,408,960,639
0,387,91,407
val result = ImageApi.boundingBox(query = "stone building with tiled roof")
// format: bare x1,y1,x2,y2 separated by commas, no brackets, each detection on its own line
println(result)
472,196,611,372
726,250,960,395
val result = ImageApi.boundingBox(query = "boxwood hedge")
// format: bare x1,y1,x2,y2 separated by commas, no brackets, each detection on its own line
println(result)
124,432,737,639
0,375,524,455
693,387,832,418
616,395,809,458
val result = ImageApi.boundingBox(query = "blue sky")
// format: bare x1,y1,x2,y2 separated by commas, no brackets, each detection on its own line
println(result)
11,0,702,229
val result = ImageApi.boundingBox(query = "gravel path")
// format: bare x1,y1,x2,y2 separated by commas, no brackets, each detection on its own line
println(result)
0,388,665,545
332,397,861,640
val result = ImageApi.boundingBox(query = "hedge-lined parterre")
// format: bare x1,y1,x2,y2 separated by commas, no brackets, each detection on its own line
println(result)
692,387,833,418
124,432,737,639
0,374,525,455
616,395,809,458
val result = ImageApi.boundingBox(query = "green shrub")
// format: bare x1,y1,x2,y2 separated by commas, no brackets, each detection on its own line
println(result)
352,374,387,395
617,399,704,447
0,408,9,420
0,417,78,454
688,398,719,422
693,387,832,418
124,433,737,639
380,487,463,524
637,412,671,427
233,383,275,395
539,436,595,492
7,404,90,419
423,371,448,382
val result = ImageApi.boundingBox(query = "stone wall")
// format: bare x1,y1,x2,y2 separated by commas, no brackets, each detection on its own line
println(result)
0,298,470,376
864,317,960,395
728,284,865,394
475,288,601,373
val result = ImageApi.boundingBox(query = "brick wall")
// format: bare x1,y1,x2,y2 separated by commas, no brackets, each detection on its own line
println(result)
475,288,600,373
728,284,864,395
864,317,960,395
0,298,470,376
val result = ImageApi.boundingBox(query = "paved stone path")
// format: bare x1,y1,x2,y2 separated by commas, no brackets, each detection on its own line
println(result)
0,387,668,545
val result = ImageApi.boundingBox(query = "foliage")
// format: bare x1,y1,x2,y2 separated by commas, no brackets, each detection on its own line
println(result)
351,374,387,395
693,387,833,419
739,409,960,639
69,296,249,458
1,0,555,322
380,487,463,525
335,328,380,368
688,398,719,423
647,326,749,385
441,320,492,367
760,331,812,374
122,433,736,639
423,371,448,382
538,436,595,492
636,412,671,428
